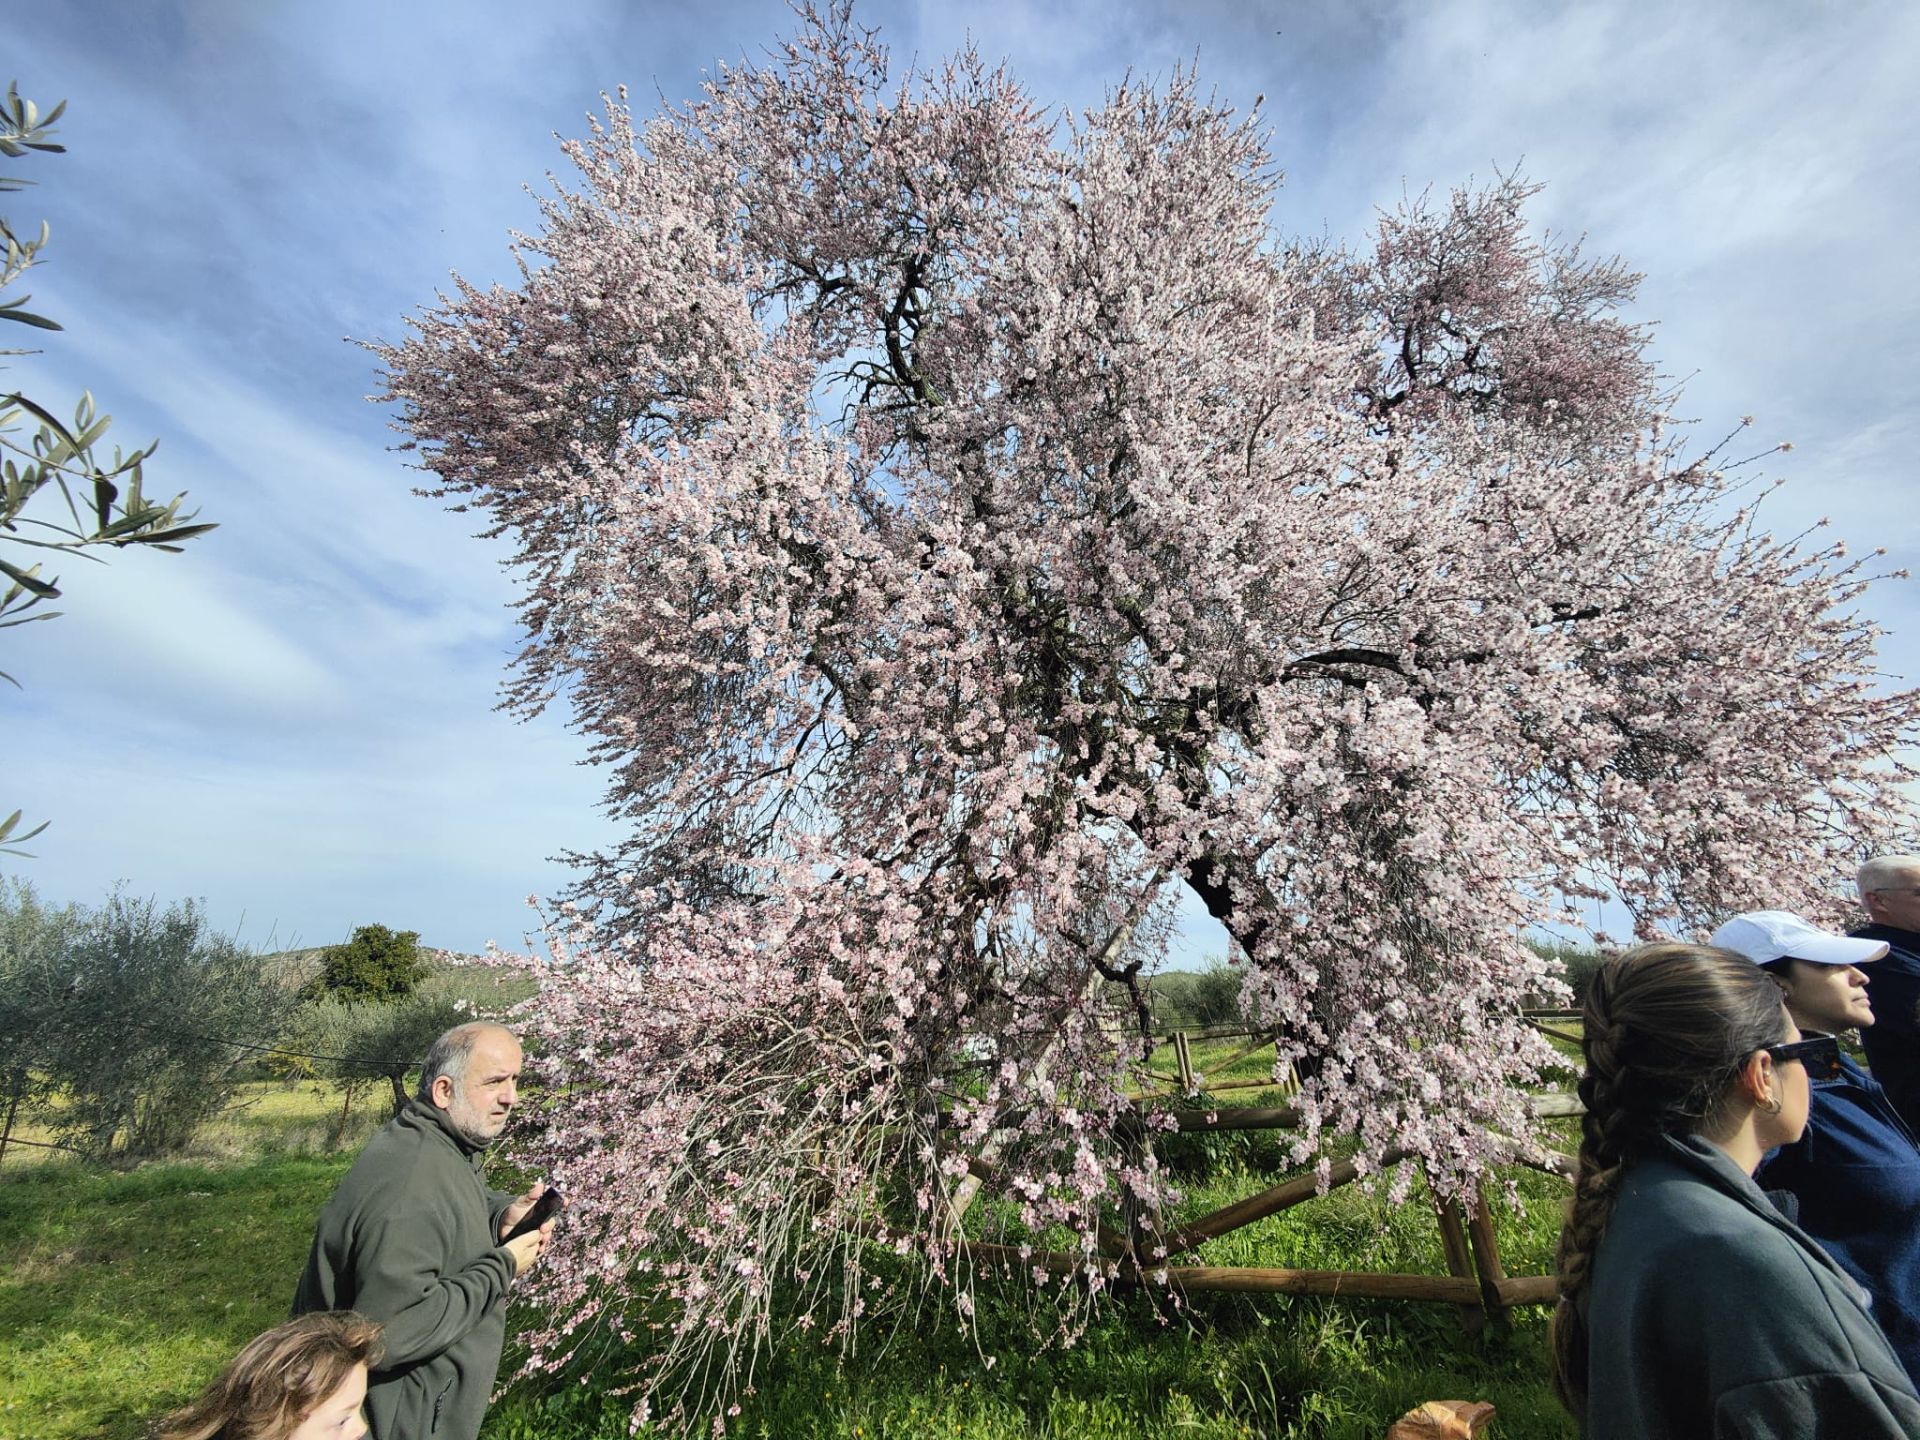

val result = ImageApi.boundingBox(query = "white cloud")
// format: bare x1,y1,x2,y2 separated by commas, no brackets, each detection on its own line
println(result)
16,549,342,717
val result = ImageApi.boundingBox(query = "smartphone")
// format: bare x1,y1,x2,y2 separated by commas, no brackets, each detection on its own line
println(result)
504,1185,564,1242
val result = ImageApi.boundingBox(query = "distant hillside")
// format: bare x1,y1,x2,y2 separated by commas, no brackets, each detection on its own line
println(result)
260,946,331,991
260,946,532,995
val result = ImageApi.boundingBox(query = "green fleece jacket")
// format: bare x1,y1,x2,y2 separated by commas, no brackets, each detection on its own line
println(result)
1582,1132,1920,1438
293,1099,518,1440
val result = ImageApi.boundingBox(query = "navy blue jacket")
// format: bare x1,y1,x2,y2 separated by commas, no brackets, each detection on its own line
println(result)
1759,1053,1920,1385
1853,923,1920,1137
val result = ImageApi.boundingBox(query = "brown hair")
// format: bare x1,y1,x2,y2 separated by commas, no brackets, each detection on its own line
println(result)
1549,942,1788,1418
152,1312,383,1440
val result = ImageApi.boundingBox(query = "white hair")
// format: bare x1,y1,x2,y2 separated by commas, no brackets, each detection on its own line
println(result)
416,1022,514,1101
1857,855,1920,898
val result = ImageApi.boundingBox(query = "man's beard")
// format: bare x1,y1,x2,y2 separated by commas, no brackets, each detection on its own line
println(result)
447,1097,507,1147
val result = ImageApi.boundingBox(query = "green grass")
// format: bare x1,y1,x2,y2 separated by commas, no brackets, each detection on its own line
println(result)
6,1077,394,1167
0,1083,1576,1440
490,1103,1578,1439
0,1152,347,1440
1132,1034,1295,1096
485,1306,1565,1440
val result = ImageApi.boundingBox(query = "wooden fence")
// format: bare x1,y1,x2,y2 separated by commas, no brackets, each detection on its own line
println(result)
953,1012,1584,1331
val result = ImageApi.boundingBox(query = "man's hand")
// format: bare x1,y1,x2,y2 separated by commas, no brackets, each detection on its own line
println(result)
498,1181,547,1241
503,1222,551,1278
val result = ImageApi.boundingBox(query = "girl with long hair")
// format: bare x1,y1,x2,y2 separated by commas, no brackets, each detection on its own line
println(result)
1552,942,1920,1437
152,1312,381,1440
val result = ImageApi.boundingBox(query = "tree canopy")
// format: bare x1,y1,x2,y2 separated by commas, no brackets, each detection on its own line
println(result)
304,923,428,1003
376,7,1919,1424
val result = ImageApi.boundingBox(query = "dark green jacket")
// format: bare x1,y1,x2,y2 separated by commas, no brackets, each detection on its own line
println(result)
1582,1132,1920,1438
293,1099,518,1440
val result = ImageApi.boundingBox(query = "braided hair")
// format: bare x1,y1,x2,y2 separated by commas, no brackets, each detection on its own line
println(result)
1549,942,1790,1417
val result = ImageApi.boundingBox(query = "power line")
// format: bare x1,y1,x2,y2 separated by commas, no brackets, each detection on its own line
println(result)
117,1018,415,1071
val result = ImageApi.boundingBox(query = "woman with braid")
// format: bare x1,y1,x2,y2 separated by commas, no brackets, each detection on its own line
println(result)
1552,943,1920,1438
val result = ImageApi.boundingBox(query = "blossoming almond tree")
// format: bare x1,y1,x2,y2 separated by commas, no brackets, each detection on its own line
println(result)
377,5,1918,1423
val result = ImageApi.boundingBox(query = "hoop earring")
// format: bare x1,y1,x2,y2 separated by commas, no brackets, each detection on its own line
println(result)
1759,1093,1782,1116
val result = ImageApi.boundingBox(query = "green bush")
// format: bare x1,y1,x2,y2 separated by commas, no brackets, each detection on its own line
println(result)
1187,966,1245,1027
304,923,428,1002
26,888,292,1160
1142,965,1247,1031
282,976,491,1143
0,878,82,1159
1527,939,1606,1008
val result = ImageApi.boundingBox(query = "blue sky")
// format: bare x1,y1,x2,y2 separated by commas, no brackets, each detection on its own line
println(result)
6,0,1918,958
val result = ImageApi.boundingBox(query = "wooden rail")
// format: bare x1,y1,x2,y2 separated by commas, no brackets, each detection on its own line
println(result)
961,1241,1490,1302
938,1022,1581,1328
938,1059,1581,1328
1163,1150,1411,1256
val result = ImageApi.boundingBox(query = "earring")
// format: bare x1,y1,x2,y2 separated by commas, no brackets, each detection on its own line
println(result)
1759,1092,1782,1116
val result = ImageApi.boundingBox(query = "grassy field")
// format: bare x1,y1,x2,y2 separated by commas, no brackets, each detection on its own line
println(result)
0,1048,1578,1440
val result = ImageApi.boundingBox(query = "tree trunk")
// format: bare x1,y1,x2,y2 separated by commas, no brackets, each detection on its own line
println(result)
332,1077,359,1149
388,1071,408,1117
0,1071,22,1168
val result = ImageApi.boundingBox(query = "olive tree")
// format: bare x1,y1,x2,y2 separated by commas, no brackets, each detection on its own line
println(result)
42,890,290,1160
2,83,214,852
0,876,79,1162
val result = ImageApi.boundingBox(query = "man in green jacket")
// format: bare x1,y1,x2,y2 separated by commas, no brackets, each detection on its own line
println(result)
293,1023,552,1440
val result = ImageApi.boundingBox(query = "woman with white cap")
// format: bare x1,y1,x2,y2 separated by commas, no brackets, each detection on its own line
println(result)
1710,909,1920,1384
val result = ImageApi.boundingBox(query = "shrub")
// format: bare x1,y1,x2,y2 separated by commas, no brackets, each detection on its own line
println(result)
1143,965,1247,1031
38,890,292,1160
1526,938,1607,1008
0,878,82,1161
304,923,427,1002
1187,965,1246,1028
280,965,535,1146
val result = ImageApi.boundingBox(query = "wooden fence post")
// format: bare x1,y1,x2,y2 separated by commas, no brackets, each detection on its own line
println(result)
1173,1030,1196,1094
1465,1196,1510,1320
933,1085,1575,1318
1423,1164,1486,1336
1122,1113,1156,1264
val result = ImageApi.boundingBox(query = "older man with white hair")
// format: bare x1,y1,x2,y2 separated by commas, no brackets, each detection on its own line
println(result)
1855,855,1920,1135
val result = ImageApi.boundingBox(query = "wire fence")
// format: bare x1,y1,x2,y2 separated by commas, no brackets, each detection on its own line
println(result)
0,1134,88,1157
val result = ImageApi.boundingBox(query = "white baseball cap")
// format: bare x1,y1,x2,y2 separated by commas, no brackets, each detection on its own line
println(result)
1709,910,1890,968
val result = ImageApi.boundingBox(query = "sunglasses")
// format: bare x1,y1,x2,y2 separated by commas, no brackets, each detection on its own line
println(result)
1764,1031,1843,1082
